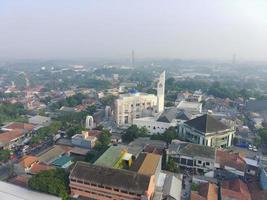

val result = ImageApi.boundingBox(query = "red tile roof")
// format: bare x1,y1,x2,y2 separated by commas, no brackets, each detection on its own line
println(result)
191,182,217,200
19,156,38,168
222,179,252,200
0,129,25,143
191,179,251,200
216,150,246,171
4,122,34,132
30,163,54,174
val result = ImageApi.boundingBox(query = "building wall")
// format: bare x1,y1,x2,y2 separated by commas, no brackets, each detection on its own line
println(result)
69,178,152,200
179,124,235,148
115,94,157,126
133,118,176,135
71,135,96,149
167,153,215,174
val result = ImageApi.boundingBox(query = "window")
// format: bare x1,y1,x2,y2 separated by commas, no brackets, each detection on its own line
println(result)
198,160,202,164
206,162,210,166
187,159,193,166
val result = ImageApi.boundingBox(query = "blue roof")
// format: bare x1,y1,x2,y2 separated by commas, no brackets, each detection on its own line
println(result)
52,155,72,167
128,88,139,94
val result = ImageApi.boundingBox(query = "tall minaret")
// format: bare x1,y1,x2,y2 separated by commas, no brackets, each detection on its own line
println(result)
157,71,165,113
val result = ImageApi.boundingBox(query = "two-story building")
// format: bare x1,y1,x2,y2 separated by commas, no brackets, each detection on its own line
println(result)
166,140,216,174
178,114,235,148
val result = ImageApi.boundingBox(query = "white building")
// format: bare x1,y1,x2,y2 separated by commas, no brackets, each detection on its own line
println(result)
177,100,202,115
71,131,97,149
178,114,235,148
28,115,51,125
133,107,178,134
115,71,165,126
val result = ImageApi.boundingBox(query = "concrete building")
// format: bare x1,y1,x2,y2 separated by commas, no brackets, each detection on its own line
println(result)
215,150,247,178
114,71,165,126
71,131,97,149
69,162,156,200
28,115,51,125
166,140,216,174
177,100,202,115
178,114,235,148
191,178,252,200
133,107,178,134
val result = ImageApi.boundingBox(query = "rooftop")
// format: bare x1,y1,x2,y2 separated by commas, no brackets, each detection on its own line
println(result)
157,107,178,123
2,122,35,132
30,163,54,174
168,140,215,160
52,155,72,167
70,161,151,195
130,153,161,176
216,150,246,172
38,146,65,164
94,146,127,168
185,114,229,134
0,129,25,143
18,155,38,168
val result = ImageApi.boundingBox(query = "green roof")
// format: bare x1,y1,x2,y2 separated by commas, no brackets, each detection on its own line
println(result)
94,146,125,168
52,155,72,167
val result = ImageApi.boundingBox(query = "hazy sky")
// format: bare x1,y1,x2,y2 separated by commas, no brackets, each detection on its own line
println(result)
0,0,267,61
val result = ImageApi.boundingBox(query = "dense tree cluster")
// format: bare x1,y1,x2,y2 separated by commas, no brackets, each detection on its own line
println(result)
151,127,180,145
165,78,263,101
0,103,26,124
50,93,87,110
121,125,148,143
30,121,62,145
258,128,267,145
28,169,69,200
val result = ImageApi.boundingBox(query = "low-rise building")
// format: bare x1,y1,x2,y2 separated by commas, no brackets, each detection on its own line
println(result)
69,161,156,200
215,150,246,178
191,178,252,200
71,131,97,149
177,100,202,115
51,155,73,169
178,114,235,148
133,107,178,134
28,115,51,125
166,140,216,174
94,146,132,169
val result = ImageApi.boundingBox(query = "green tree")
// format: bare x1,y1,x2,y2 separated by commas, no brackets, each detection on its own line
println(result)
28,169,69,199
86,104,97,115
166,158,180,173
121,125,148,143
94,130,111,151
258,128,267,145
0,150,11,162
100,95,117,106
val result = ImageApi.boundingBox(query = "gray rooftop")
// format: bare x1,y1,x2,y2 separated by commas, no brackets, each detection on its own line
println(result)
157,107,178,123
70,161,151,195
168,140,215,159
185,114,229,134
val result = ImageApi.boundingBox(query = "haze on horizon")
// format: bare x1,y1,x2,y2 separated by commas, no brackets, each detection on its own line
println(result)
0,0,267,62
